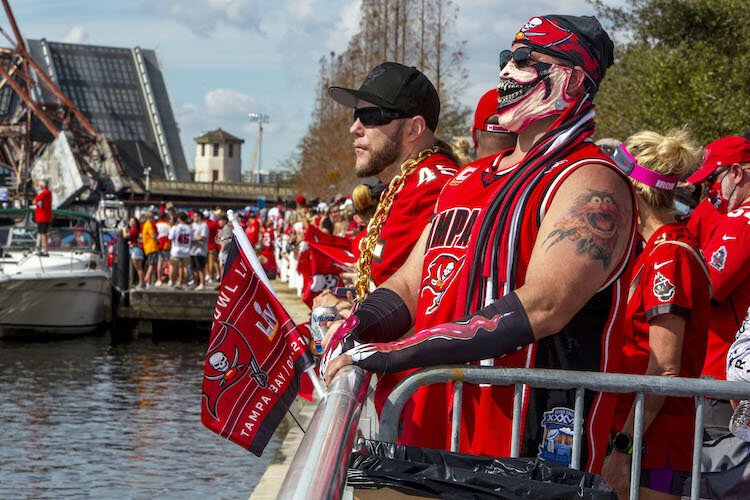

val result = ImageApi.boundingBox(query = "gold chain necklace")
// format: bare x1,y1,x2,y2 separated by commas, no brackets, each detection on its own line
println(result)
355,146,439,301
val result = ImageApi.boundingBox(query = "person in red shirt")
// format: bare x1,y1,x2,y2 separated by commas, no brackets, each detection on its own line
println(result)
323,61,459,410
245,210,260,247
33,179,52,256
471,88,517,159
324,15,635,473
684,136,750,442
205,211,220,282
600,130,710,499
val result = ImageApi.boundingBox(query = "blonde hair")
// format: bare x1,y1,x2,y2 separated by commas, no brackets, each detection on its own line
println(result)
451,136,474,166
624,127,701,210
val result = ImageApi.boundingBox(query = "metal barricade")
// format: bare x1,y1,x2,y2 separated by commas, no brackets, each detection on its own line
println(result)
378,366,750,500
278,365,369,500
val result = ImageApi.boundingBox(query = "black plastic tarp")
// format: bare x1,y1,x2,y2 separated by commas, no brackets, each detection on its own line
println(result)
348,439,616,499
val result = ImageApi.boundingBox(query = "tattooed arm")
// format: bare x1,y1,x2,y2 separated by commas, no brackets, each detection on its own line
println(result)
323,164,634,382
516,163,634,338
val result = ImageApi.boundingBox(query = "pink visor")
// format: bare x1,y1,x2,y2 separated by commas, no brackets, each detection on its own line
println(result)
612,144,680,191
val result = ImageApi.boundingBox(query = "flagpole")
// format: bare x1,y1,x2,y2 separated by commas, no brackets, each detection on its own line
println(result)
227,210,325,399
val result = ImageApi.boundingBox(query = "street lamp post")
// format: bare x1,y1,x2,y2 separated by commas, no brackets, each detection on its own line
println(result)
248,112,269,184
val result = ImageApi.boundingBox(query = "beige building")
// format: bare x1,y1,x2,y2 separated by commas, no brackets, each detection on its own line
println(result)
193,128,244,182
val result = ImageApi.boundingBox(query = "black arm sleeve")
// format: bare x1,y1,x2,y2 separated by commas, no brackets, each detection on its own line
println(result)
351,292,535,374
351,287,413,343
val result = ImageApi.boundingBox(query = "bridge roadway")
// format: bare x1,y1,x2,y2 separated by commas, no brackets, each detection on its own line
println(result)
128,178,295,204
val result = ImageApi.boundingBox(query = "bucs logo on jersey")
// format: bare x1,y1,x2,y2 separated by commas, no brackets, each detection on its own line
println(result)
421,253,465,314
653,271,676,302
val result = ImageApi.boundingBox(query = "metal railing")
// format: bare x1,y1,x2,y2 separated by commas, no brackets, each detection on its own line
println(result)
278,366,369,499
379,366,750,500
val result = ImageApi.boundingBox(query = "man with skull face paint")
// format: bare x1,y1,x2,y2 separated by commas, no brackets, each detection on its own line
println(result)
322,15,636,473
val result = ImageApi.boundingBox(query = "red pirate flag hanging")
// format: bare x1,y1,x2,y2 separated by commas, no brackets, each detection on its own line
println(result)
202,238,314,456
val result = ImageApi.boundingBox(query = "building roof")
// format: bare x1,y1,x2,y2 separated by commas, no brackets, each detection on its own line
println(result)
194,128,245,144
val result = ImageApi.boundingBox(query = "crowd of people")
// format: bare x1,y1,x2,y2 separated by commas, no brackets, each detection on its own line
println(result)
123,12,750,497
273,13,748,500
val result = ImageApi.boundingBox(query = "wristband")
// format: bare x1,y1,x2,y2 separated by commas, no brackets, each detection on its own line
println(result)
351,287,412,342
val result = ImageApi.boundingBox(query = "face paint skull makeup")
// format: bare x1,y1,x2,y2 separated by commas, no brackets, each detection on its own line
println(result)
496,60,576,133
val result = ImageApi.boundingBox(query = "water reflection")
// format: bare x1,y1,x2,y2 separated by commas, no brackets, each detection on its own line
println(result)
0,334,281,498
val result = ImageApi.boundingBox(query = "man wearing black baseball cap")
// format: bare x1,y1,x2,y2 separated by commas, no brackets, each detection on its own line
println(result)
318,62,457,413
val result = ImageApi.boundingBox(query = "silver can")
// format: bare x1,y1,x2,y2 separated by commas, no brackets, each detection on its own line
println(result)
310,306,339,355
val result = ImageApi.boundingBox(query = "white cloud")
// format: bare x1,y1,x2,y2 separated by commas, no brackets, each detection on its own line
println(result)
325,0,360,52
142,0,263,36
61,25,88,44
204,88,257,119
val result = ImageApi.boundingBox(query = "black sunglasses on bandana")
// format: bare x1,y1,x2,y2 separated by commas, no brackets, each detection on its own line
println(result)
353,107,412,127
498,46,538,70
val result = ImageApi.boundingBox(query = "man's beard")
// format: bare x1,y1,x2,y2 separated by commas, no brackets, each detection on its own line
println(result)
355,122,404,177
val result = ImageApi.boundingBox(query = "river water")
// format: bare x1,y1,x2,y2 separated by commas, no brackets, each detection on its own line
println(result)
0,333,282,499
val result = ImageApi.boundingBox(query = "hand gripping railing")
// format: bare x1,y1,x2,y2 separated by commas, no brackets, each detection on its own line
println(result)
278,366,369,499
378,366,750,500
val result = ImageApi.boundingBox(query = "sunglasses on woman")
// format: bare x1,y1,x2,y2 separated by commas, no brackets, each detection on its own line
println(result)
353,107,412,127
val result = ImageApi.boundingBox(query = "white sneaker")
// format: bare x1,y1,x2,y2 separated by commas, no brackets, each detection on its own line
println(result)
167,280,174,287
155,281,163,287
195,284,205,291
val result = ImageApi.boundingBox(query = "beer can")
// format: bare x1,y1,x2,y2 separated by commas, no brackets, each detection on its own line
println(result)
311,306,339,355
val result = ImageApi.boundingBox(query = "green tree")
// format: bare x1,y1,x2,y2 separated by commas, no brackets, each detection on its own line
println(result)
593,0,750,144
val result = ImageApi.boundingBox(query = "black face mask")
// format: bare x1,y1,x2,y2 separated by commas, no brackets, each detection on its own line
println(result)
497,62,553,110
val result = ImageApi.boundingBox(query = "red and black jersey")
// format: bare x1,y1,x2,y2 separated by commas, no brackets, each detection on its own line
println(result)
700,202,750,380
614,223,710,471
402,142,636,473
369,153,457,286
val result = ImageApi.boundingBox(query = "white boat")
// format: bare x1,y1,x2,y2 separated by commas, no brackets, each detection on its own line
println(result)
0,208,112,337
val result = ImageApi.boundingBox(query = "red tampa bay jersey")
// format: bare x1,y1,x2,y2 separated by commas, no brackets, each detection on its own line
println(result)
614,223,710,471
403,142,636,473
369,153,457,286
701,202,750,380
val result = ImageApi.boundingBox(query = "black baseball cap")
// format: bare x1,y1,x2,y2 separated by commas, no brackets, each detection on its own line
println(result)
328,62,440,131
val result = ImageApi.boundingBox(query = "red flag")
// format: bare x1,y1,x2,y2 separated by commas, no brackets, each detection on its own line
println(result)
201,239,314,456
298,226,355,307
296,322,316,402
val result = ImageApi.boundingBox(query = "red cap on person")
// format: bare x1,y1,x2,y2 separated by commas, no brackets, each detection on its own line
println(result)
471,89,510,148
686,136,750,183
296,195,307,207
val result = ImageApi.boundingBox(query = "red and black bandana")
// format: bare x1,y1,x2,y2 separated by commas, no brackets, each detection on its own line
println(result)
513,15,614,91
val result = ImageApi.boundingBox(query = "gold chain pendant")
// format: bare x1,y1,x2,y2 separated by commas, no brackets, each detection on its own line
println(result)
354,147,439,301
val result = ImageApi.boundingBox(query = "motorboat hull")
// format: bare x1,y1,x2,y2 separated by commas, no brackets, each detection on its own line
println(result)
0,271,112,337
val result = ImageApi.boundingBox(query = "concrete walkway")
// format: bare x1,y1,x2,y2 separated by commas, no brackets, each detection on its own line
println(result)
249,279,316,500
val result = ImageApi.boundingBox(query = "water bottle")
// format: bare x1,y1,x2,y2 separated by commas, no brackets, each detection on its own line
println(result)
310,306,339,356
729,399,750,442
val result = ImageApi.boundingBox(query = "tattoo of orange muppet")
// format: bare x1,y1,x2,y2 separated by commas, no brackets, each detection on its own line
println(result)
544,189,621,268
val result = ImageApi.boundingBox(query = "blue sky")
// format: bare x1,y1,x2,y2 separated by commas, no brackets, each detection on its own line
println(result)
9,0,621,175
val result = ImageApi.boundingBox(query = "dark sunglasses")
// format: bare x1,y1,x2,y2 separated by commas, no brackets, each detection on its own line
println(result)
499,46,536,70
353,107,411,127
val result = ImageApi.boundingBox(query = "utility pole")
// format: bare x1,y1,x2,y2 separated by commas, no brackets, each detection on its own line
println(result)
248,113,269,184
